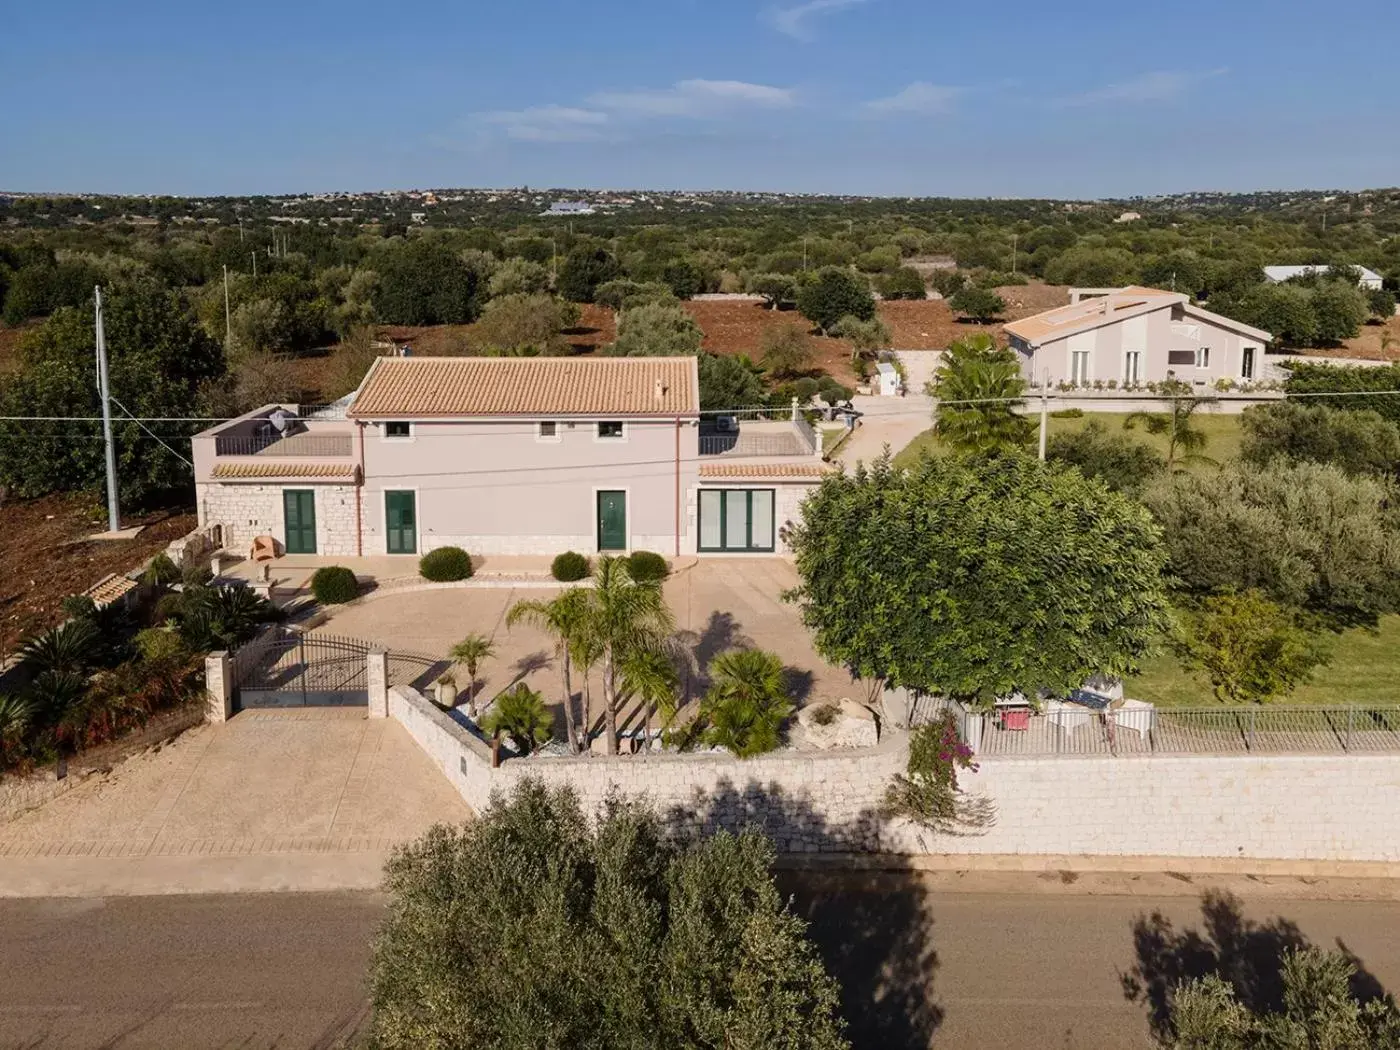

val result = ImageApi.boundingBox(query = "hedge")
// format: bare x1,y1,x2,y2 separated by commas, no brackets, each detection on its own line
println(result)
1283,362,1400,424
626,550,669,583
420,546,474,582
311,566,360,605
551,551,590,582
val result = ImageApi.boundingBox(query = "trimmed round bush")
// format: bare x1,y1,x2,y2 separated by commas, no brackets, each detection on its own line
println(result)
420,546,474,582
626,550,669,583
311,566,360,605
551,551,590,582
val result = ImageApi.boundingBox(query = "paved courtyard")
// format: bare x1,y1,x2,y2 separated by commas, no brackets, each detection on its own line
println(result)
0,709,470,866
319,558,862,733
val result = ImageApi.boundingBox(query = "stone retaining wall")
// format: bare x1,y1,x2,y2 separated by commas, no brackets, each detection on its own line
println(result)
390,686,1400,861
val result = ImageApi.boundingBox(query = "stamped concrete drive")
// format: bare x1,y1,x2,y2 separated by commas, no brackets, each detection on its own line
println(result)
0,709,470,895
320,558,862,716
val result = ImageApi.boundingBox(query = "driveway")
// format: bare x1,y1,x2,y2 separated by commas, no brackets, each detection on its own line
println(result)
317,559,863,730
836,392,933,467
0,709,470,894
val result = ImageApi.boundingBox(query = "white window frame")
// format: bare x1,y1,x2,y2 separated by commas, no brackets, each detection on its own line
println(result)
381,420,414,442
536,420,561,443
1123,350,1142,385
1240,344,1258,381
594,420,627,443
1070,350,1090,386
1195,347,1211,369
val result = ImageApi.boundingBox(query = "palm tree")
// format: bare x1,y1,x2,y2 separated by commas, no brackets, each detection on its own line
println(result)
616,646,680,749
1124,379,1216,472
506,588,591,754
583,556,675,755
449,633,495,715
928,333,1034,455
18,620,99,678
479,683,553,755
701,648,793,758
0,693,34,766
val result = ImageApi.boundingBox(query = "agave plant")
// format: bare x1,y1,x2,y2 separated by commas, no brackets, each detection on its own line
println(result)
18,619,100,678
480,683,554,755
701,648,793,758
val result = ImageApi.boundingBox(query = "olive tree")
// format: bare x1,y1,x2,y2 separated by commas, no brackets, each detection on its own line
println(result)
785,454,1172,707
796,267,875,333
370,780,850,1049
1142,460,1400,620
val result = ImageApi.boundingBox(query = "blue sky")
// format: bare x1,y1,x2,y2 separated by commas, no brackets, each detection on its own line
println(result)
2,0,1393,198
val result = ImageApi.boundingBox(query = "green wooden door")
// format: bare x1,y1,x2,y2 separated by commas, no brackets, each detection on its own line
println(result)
283,489,317,554
596,491,627,551
385,491,417,554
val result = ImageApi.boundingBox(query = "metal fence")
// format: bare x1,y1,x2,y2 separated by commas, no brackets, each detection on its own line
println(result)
213,433,353,457
958,705,1400,758
232,631,372,705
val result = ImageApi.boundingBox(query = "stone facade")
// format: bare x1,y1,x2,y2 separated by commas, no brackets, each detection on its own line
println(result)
392,686,1400,862
198,482,358,556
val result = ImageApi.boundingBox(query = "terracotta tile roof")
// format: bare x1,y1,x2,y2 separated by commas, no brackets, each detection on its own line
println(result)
212,461,358,481
1004,288,1186,346
699,462,832,480
349,356,700,418
84,573,138,606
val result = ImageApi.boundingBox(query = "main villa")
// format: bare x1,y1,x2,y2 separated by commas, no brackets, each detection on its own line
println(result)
191,356,831,561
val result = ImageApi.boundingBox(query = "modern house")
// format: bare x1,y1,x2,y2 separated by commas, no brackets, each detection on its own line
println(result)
191,356,830,561
1263,265,1383,291
1003,286,1273,388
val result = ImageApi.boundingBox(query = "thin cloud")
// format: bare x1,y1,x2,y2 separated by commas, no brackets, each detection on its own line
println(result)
1058,68,1228,106
590,78,795,117
767,0,873,41
475,105,610,143
865,81,960,116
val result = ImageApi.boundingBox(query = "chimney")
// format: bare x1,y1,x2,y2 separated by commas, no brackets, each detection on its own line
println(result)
654,378,667,402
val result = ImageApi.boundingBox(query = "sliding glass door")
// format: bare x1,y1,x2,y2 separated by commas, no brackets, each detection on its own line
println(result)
698,490,775,552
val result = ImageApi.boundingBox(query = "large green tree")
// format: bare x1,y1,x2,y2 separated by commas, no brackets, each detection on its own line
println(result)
609,302,703,357
556,246,622,303
796,267,876,333
0,280,223,504
473,293,579,356
1142,460,1400,620
698,352,766,411
786,454,1171,706
1240,401,1400,477
372,239,482,325
946,285,1006,323
370,780,850,1050
929,333,1034,455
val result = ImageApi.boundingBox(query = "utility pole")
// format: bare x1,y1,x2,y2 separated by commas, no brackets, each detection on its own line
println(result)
1037,368,1049,462
802,237,808,271
251,252,257,278
1011,233,1018,275
223,265,232,344
94,287,120,533
238,217,244,243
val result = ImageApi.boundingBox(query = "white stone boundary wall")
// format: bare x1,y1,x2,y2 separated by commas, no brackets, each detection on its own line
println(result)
390,686,1400,861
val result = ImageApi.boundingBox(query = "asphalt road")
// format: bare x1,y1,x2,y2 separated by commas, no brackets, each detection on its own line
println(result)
3,884,1400,1049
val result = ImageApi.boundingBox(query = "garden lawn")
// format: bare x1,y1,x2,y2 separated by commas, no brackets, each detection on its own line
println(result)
893,411,1245,471
1127,615,1400,707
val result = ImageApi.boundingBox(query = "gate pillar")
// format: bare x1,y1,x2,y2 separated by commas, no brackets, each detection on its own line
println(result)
367,649,389,718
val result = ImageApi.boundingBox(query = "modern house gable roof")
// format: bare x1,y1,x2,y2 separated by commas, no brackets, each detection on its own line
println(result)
1002,287,1184,347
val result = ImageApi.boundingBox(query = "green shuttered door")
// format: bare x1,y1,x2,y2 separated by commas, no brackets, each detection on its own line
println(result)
385,490,417,554
283,490,317,554
596,491,627,551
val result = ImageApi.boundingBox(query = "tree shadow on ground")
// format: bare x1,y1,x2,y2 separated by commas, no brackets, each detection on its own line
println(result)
505,650,552,689
1121,888,1391,1041
667,781,942,1050
675,611,753,702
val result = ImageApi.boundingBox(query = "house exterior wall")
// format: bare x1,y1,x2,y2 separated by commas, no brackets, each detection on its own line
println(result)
358,417,700,557
1019,305,1267,389
197,482,358,556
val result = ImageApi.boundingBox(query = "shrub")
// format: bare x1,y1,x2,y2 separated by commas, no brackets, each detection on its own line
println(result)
551,550,590,582
1049,407,1084,419
883,711,993,833
1047,420,1165,495
1180,591,1332,704
311,566,360,605
702,649,792,757
808,702,839,726
419,546,473,582
1240,401,1400,477
626,550,669,583
480,683,553,754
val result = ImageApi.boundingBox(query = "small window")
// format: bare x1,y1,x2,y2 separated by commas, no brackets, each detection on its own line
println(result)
597,421,624,440
538,421,558,441
1195,347,1210,369
384,421,412,439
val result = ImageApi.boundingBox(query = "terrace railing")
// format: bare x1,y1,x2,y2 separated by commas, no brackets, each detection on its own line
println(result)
931,702,1400,759
214,432,354,457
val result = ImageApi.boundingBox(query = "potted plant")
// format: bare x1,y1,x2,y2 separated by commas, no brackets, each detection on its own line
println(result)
435,672,458,708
